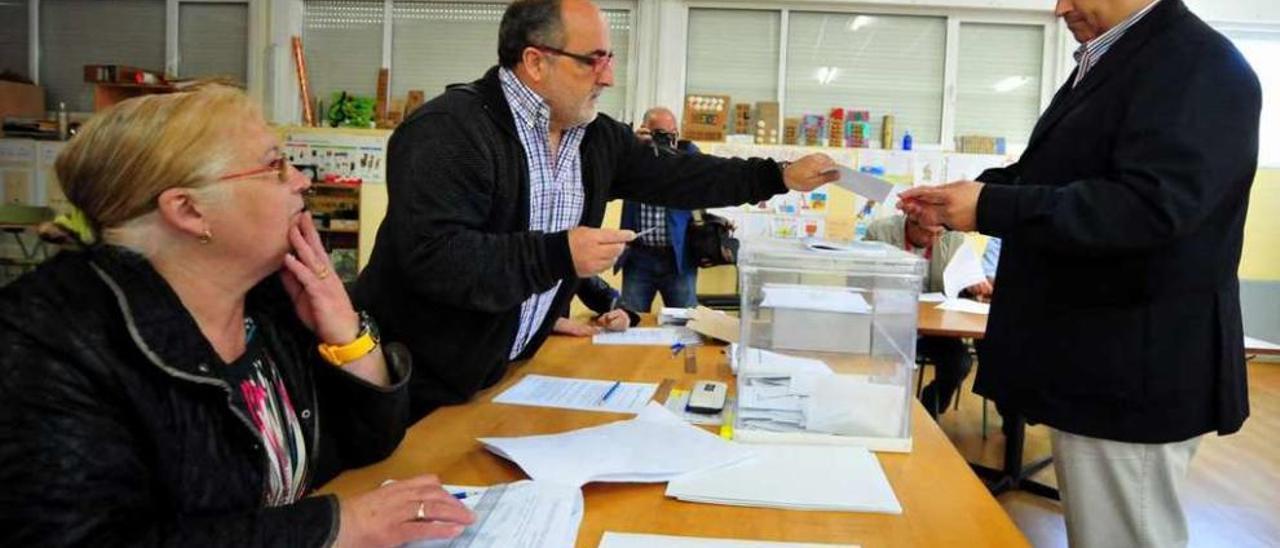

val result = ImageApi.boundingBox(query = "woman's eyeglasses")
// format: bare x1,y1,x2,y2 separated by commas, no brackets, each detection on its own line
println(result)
531,45,614,75
217,157,291,184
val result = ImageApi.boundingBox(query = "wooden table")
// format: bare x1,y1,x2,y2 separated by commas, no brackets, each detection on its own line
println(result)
916,302,986,339
319,335,1028,547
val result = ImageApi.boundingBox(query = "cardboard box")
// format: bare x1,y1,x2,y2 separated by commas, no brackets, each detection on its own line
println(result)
0,81,45,120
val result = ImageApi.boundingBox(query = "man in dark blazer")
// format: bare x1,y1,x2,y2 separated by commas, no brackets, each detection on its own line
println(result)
899,0,1260,545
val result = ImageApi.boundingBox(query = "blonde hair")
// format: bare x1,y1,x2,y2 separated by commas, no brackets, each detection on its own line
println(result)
54,84,260,243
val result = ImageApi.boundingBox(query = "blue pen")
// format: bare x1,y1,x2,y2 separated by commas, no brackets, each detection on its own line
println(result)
670,342,684,357
598,381,622,405
451,491,468,500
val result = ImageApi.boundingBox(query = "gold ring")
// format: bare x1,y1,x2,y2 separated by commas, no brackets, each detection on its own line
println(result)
315,266,329,279
415,500,427,520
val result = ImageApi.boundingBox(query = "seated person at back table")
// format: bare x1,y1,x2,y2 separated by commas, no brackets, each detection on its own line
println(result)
553,275,640,336
0,85,473,547
865,214,991,417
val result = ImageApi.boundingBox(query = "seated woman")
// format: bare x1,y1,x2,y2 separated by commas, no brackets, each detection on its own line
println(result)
0,85,473,546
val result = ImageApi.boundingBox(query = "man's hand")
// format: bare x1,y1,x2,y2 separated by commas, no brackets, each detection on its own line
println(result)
593,309,630,332
634,126,653,143
568,227,635,277
782,153,840,192
897,180,984,232
966,279,994,302
552,317,599,337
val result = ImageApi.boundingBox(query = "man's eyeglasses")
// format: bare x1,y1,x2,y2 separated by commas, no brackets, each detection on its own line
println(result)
217,157,292,184
531,45,614,74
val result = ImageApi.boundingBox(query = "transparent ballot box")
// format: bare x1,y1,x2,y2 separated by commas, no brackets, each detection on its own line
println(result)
733,238,925,452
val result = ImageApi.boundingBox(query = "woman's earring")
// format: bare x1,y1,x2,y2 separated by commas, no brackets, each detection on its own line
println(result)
198,228,213,244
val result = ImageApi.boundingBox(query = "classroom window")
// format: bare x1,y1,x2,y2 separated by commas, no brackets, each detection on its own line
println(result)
684,9,781,109
390,2,505,101
0,0,29,81
302,0,384,109
1222,29,1280,167
955,23,1043,146
596,8,632,122
784,12,946,145
178,2,249,84
39,0,166,112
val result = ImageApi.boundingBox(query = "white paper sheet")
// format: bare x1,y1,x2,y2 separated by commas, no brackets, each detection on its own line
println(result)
666,445,902,514
593,326,700,346
804,376,906,438
935,298,990,315
918,292,947,303
761,285,871,314
479,402,755,487
1244,335,1280,352
942,240,987,299
828,165,898,203
408,481,583,548
492,374,657,414
600,532,858,548
737,348,834,377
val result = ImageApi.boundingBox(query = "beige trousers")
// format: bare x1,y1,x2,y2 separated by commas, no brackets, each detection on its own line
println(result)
1050,428,1202,548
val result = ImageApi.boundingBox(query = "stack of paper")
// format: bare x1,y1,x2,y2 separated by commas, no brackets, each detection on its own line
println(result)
492,374,657,414
666,445,902,514
408,480,583,548
600,532,858,548
761,285,872,314
479,402,755,487
935,298,990,315
659,307,694,325
593,326,701,346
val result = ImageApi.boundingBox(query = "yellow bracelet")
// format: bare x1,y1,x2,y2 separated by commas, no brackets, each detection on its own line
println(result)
318,333,377,366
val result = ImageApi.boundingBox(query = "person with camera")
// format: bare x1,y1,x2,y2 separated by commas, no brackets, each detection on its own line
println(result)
617,107,700,311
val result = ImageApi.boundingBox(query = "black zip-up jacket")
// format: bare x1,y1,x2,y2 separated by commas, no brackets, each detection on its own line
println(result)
0,245,413,546
354,66,788,420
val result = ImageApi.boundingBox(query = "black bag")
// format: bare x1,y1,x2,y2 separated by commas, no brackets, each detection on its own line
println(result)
686,210,739,267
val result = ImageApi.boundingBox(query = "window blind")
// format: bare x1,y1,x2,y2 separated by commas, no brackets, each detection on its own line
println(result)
389,2,631,120
39,0,166,112
955,23,1043,145
0,0,29,81
784,12,945,144
685,9,780,107
178,3,249,85
302,0,384,105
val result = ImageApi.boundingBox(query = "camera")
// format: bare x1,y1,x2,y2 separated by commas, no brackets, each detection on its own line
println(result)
651,129,678,152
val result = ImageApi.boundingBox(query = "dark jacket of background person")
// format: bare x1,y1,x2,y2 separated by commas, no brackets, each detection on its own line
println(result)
354,66,787,420
0,246,412,546
972,0,1260,443
617,140,700,277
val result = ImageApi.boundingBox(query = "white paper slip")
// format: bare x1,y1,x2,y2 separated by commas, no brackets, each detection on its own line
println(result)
918,292,947,303
802,236,887,256
666,445,902,514
761,285,871,314
1244,335,1280,352
492,374,657,414
600,532,858,548
828,165,898,203
739,384,804,412
942,240,987,299
737,348,834,377
593,326,700,346
480,402,755,487
935,298,990,315
407,480,583,548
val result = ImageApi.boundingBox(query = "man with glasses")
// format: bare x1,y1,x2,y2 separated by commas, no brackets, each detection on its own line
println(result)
356,0,838,420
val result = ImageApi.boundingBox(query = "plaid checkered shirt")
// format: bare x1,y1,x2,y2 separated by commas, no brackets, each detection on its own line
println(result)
636,203,669,246
1073,0,1162,88
499,68,587,359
